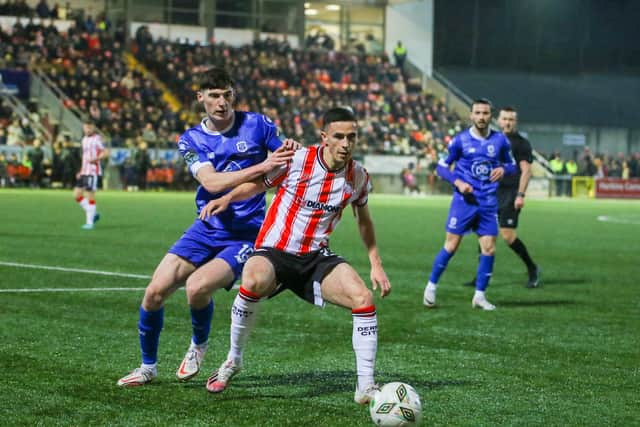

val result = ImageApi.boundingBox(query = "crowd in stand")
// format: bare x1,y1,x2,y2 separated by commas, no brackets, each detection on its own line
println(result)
0,0,73,19
137,32,462,160
1,3,639,191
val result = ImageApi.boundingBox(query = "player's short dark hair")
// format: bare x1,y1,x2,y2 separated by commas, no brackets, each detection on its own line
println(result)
197,67,235,91
322,107,357,129
471,98,493,110
500,106,517,113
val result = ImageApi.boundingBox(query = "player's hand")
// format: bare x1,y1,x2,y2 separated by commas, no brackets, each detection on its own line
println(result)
282,138,302,151
490,166,505,182
262,143,296,172
454,179,473,194
199,195,231,220
514,195,525,210
370,265,391,298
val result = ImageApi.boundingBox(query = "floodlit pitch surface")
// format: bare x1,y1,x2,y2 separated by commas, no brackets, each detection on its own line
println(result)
1,189,638,426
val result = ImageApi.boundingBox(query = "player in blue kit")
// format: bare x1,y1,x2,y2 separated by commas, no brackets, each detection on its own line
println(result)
117,68,298,387
423,99,516,311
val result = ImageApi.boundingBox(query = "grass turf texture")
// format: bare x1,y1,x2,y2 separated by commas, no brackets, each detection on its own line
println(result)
0,189,638,426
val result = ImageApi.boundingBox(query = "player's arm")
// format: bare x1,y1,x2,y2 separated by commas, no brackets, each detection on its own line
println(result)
515,156,533,209
97,147,110,161
198,178,268,220
354,203,391,298
436,139,472,193
196,141,296,193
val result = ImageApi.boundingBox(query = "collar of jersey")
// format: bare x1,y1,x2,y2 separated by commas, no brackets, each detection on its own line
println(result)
469,126,492,141
201,113,236,135
317,146,346,173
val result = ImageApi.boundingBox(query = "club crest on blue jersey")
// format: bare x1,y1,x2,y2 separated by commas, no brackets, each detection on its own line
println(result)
487,145,496,157
236,141,248,152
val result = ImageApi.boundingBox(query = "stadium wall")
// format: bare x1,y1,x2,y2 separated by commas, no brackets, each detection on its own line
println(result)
129,22,299,47
385,0,434,77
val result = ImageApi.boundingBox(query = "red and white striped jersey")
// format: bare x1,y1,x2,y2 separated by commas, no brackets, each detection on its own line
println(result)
80,133,105,175
256,145,371,255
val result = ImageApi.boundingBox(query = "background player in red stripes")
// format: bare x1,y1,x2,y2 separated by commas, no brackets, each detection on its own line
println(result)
199,107,391,404
73,121,108,230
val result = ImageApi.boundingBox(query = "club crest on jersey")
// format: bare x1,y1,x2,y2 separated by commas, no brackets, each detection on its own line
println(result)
236,141,248,152
487,144,496,157
207,152,215,160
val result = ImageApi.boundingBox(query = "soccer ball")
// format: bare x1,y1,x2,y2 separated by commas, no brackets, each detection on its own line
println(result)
369,382,422,426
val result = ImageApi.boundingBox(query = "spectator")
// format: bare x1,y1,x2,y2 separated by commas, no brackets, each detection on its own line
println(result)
393,41,407,71
27,138,45,187
35,0,51,18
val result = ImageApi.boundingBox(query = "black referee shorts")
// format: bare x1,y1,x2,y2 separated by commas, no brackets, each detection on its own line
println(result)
497,187,520,229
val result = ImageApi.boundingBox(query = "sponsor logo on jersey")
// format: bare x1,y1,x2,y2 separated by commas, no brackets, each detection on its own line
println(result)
306,200,340,212
184,150,199,166
236,141,248,152
471,160,492,181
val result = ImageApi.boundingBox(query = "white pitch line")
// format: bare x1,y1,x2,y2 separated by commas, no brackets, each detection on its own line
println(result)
0,260,240,293
0,261,151,279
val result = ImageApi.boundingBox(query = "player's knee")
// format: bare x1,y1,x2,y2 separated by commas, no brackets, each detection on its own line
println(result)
350,286,374,310
185,276,209,301
239,275,265,296
480,246,496,256
142,286,165,310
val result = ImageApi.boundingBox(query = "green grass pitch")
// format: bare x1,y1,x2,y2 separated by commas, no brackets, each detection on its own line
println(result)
0,189,638,426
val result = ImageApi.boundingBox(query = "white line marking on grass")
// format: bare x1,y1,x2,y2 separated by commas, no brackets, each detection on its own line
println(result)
597,215,640,225
0,260,241,293
0,261,151,279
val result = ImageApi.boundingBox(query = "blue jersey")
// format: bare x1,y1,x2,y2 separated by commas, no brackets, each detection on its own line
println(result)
178,111,282,238
438,128,515,206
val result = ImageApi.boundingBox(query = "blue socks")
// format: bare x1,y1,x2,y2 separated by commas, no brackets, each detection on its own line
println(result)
429,248,454,284
138,306,164,365
475,254,495,291
190,299,214,345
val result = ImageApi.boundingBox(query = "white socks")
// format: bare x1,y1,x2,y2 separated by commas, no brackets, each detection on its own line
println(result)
226,287,261,366
352,306,378,390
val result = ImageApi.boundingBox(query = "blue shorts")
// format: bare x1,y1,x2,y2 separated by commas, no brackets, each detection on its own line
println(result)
168,220,257,286
444,192,498,237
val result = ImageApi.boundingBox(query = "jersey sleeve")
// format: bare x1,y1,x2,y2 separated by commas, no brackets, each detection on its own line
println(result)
177,133,209,177
439,136,462,167
500,136,517,176
96,135,105,151
261,114,282,152
436,136,462,183
352,168,372,207
263,163,289,188
517,137,534,164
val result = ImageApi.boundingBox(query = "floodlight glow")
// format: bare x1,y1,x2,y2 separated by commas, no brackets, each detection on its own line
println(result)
304,8,318,16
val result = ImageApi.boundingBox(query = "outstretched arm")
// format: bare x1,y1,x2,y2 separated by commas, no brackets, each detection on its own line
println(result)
198,178,269,220
196,140,297,194
354,203,391,298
